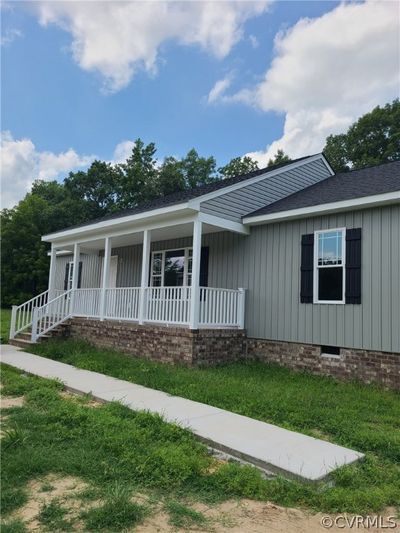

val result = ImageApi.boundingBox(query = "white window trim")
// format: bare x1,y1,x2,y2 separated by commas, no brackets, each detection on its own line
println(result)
150,246,193,287
313,227,346,305
68,261,74,290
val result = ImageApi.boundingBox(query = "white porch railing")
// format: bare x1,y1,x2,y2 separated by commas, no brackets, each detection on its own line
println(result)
199,287,245,328
11,286,245,342
145,287,192,325
31,289,73,342
105,287,141,321
73,288,102,318
10,290,49,339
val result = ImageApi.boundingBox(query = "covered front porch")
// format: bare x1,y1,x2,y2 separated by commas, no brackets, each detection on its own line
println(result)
11,210,248,343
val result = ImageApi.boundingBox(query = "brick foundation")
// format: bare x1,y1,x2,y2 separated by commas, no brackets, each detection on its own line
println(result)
246,338,400,390
60,318,399,388
65,318,245,366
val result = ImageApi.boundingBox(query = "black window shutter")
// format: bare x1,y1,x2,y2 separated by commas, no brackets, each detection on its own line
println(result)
64,263,70,291
199,246,209,287
300,234,314,303
345,228,361,304
77,261,83,289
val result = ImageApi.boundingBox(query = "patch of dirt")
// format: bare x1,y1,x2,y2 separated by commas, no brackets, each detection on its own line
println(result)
7,473,399,532
137,500,399,533
13,474,89,531
0,396,25,408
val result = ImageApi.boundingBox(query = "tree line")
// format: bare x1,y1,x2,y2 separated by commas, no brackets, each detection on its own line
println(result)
1,100,399,306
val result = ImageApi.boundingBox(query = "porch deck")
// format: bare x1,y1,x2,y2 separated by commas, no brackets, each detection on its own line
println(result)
71,286,245,327
10,286,245,343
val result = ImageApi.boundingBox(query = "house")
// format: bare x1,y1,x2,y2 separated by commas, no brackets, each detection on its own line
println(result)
10,154,400,388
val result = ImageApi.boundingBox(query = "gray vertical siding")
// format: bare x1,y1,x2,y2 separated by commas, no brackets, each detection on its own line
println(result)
54,204,400,353
203,204,399,353
200,159,331,221
54,253,102,290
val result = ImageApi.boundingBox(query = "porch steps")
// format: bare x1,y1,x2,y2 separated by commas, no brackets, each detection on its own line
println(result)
0,345,365,483
9,325,67,348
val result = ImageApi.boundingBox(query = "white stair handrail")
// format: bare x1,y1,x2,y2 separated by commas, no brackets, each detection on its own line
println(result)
31,289,73,342
10,289,50,339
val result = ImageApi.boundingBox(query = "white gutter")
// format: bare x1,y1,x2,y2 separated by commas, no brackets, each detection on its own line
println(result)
243,191,400,226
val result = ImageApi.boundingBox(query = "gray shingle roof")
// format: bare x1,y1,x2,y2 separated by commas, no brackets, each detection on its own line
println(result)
245,160,400,218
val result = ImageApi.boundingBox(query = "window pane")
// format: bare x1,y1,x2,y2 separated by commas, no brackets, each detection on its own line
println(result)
318,231,342,265
318,267,343,301
152,276,162,287
152,253,162,275
164,249,185,286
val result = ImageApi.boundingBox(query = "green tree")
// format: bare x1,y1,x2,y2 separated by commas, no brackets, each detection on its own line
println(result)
64,160,121,219
118,139,158,208
1,181,86,306
180,149,217,189
218,156,259,179
155,157,186,196
267,149,291,168
324,100,400,172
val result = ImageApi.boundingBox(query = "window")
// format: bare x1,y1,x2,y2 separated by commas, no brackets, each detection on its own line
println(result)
314,229,345,304
68,261,74,290
151,252,163,287
151,248,193,287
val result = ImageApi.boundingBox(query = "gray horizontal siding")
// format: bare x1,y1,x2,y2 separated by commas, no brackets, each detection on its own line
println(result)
200,159,331,221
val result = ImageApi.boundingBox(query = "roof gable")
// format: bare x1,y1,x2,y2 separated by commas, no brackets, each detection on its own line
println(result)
49,154,327,234
245,160,400,220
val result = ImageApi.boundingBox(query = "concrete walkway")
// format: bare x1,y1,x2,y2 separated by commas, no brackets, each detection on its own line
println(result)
0,344,364,483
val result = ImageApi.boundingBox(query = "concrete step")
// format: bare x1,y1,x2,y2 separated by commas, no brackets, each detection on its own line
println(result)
18,332,33,340
9,338,36,348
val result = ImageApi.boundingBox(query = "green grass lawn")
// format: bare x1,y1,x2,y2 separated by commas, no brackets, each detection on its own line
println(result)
1,363,348,532
29,338,400,515
1,308,11,343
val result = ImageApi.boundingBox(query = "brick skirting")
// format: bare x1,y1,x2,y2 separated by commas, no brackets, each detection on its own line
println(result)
246,339,400,390
65,318,245,366
61,318,399,388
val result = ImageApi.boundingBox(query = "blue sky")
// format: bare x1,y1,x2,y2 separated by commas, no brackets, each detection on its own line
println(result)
1,1,399,207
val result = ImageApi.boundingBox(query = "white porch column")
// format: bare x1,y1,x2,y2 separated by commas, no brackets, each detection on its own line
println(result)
70,242,80,314
48,243,57,300
139,230,151,325
100,237,111,320
189,218,202,329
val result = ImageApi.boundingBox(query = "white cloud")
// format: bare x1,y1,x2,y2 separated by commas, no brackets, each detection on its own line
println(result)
111,140,135,164
228,1,399,165
0,131,95,208
249,34,259,49
1,28,22,47
207,73,234,104
34,1,269,93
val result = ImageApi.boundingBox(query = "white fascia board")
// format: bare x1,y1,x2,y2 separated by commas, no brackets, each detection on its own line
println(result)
187,154,325,209
47,214,199,248
198,212,250,235
46,250,74,256
243,191,400,226
320,153,335,176
42,203,197,243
